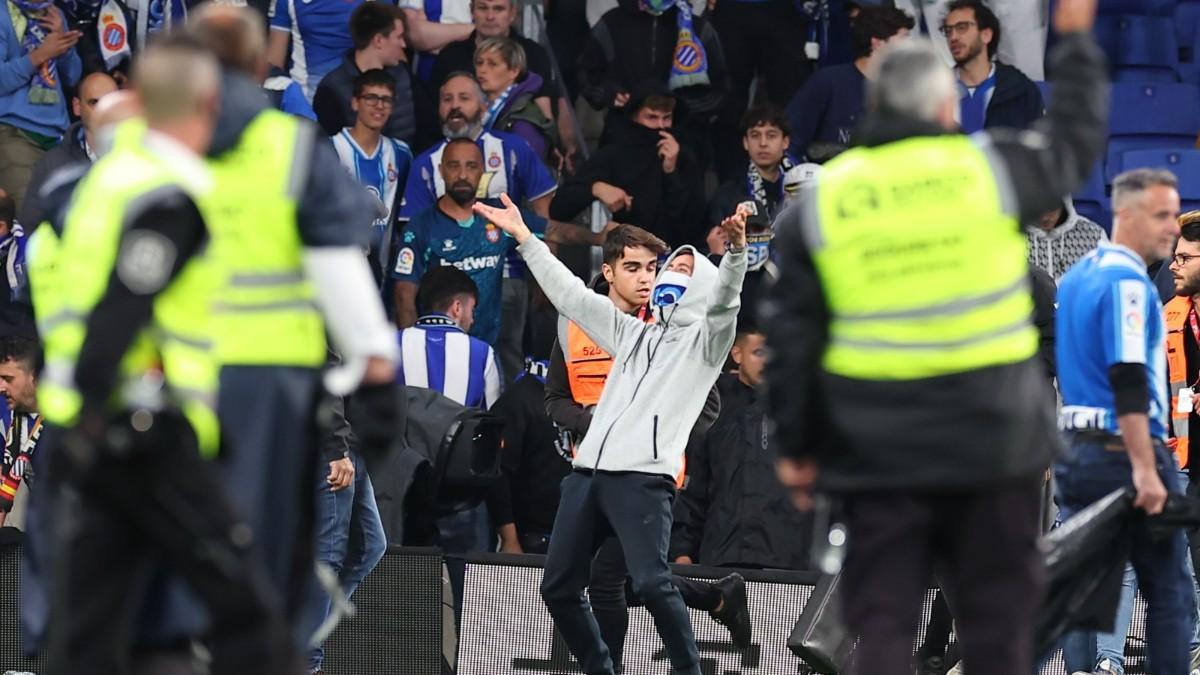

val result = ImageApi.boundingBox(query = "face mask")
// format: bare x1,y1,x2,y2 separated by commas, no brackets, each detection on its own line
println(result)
641,0,676,15
746,231,773,272
652,270,690,307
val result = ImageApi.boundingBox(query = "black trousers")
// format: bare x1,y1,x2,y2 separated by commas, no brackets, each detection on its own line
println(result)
839,477,1045,675
42,411,296,675
541,471,702,675
589,535,720,670
711,0,812,182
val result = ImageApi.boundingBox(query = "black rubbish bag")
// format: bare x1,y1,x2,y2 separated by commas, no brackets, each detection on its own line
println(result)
1034,487,1135,658
788,572,852,674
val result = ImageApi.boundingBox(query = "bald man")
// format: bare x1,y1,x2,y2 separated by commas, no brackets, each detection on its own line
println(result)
18,72,119,229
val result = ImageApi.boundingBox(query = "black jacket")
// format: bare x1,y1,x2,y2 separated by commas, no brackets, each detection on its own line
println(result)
670,374,811,569
20,122,91,231
488,373,571,538
577,0,727,119
983,62,1045,132
312,52,435,148
549,115,705,248
762,33,1108,491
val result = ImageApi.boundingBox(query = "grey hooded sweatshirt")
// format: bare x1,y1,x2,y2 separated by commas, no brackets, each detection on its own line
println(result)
1025,197,1107,281
517,236,747,479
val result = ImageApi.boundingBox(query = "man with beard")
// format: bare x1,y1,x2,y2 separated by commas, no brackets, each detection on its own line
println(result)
0,335,41,527
395,138,608,349
942,0,1042,134
398,71,558,380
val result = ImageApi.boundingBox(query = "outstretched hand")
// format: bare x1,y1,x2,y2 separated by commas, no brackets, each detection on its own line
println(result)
473,193,533,244
720,203,751,250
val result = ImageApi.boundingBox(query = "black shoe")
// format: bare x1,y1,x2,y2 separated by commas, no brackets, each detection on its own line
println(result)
709,573,751,650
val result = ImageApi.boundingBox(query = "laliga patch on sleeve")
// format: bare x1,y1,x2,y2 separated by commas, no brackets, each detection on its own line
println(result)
1117,279,1147,364
394,247,415,276
117,230,177,295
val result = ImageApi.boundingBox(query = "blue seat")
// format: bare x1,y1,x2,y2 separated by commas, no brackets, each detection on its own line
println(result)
1093,15,1179,81
1105,82,1200,180
1120,149,1200,199
1100,0,1176,15
1178,1,1200,60
1035,81,1052,105
1073,164,1112,234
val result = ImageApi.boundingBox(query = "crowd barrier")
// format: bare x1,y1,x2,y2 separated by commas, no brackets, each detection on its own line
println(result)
0,544,1157,674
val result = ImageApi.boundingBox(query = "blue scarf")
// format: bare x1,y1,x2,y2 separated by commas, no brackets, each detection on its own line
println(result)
516,359,549,385
957,70,996,135
642,0,710,91
482,83,515,130
11,0,59,104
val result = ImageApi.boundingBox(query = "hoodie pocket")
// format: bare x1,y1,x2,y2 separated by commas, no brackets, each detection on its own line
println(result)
653,415,659,461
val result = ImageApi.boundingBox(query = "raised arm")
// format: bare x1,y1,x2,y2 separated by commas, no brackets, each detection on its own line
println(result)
474,195,640,355
702,207,749,364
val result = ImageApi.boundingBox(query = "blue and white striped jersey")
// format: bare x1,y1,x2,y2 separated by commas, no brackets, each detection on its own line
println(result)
397,315,502,409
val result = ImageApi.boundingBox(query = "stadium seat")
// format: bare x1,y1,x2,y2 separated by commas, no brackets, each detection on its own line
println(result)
1099,0,1176,16
1178,1,1200,61
1035,81,1052,106
1094,16,1180,83
1105,82,1200,181
1120,149,1200,193
1073,164,1112,235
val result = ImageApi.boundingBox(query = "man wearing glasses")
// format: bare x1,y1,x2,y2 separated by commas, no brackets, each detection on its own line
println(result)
331,69,414,283
941,0,1042,134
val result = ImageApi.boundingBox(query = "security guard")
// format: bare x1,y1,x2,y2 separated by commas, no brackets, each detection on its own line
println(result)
763,1,1106,674
32,37,297,675
185,4,399,628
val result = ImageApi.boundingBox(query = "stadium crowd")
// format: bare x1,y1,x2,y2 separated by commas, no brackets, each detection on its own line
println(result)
1,0,1199,673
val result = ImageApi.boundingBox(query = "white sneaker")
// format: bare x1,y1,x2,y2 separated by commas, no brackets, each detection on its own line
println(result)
946,662,963,675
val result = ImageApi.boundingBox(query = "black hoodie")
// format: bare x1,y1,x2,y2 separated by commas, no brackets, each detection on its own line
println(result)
577,0,728,119
549,114,705,248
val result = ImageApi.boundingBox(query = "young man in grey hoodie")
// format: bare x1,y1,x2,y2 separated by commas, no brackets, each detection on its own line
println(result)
474,194,749,675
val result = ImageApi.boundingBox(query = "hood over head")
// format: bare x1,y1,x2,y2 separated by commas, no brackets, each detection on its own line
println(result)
653,244,721,327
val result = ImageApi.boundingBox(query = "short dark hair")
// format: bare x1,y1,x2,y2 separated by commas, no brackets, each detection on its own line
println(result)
1180,212,1200,242
416,266,479,315
639,95,675,114
946,0,1001,60
0,335,41,372
353,69,397,98
734,324,764,346
851,6,915,59
0,191,14,226
740,104,791,138
350,2,405,52
601,224,669,267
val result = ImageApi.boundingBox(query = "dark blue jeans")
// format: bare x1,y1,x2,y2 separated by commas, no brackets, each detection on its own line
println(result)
1055,436,1196,674
540,471,700,675
299,452,387,672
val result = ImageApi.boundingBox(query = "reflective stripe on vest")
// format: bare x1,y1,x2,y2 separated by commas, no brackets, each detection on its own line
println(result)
204,110,325,367
565,321,613,407
809,134,1037,381
1165,295,1192,468
36,138,221,457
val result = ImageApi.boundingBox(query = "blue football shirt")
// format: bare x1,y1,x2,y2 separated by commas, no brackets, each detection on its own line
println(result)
1057,242,1169,440
393,199,546,346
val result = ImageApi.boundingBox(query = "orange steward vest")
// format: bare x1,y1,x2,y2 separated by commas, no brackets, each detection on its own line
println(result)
1165,295,1193,469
